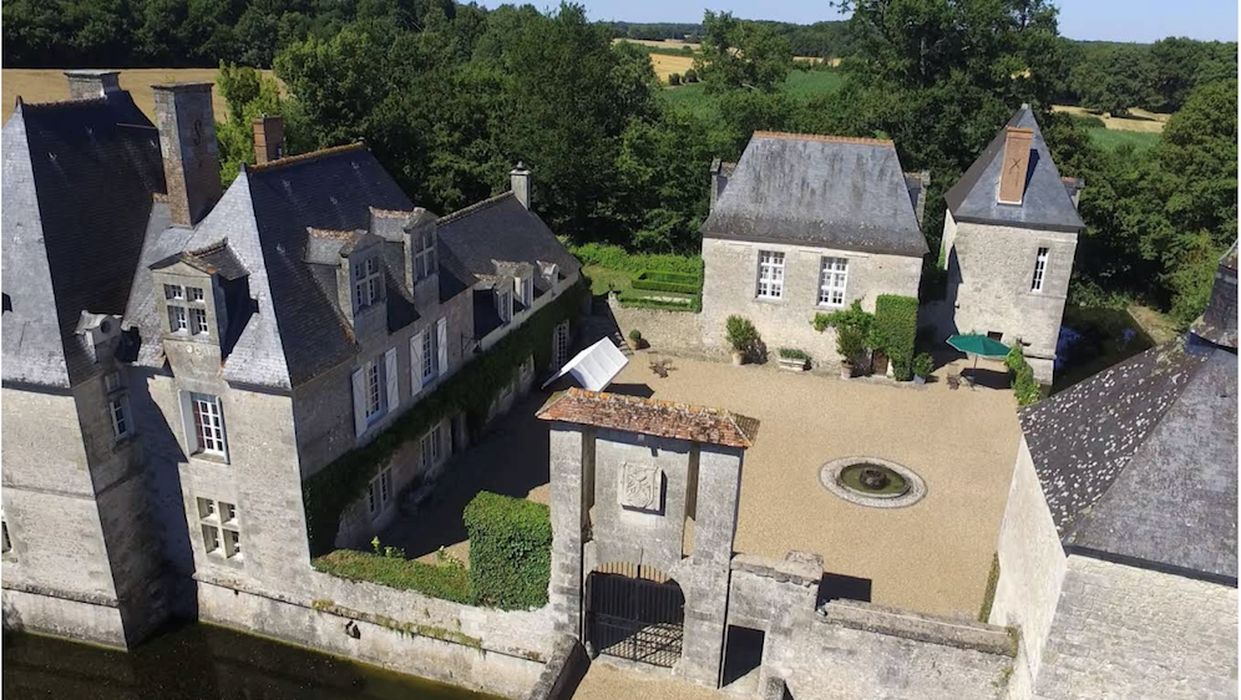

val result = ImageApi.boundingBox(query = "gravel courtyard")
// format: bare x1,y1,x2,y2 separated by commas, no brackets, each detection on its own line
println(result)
608,353,1021,618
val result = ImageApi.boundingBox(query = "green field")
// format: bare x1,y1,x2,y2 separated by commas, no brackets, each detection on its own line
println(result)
662,68,844,120
1086,126,1161,153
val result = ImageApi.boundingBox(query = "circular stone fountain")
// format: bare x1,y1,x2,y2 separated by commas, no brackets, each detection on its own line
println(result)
819,457,926,508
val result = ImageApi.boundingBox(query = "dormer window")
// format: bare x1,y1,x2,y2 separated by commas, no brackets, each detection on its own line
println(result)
497,290,512,324
515,276,533,307
353,257,382,311
166,284,208,334
413,230,436,282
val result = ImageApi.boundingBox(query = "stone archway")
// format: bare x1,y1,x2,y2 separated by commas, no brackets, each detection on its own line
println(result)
585,562,685,668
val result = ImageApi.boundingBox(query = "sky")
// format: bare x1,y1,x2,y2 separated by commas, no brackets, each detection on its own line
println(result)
495,0,1239,43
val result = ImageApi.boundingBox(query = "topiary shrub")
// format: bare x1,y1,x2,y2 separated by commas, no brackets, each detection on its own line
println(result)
463,491,552,610
872,295,919,380
725,315,761,359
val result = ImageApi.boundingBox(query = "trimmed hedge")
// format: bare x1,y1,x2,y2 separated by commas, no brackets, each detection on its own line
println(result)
464,491,552,610
301,282,587,556
872,295,919,380
631,270,701,296
1005,346,1042,406
311,549,472,604
570,242,703,276
618,292,699,312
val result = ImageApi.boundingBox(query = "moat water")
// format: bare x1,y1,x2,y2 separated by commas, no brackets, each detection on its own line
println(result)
2,623,501,699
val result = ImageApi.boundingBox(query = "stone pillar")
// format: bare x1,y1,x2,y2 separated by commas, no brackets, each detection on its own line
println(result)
548,425,587,636
65,70,121,100
678,445,743,687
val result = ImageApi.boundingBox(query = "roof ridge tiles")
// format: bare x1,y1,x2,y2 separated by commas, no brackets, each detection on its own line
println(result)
752,130,894,147
436,191,514,226
246,142,367,173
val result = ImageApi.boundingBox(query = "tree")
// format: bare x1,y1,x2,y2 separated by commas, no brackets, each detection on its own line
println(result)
694,11,792,93
215,63,287,184
1069,44,1155,115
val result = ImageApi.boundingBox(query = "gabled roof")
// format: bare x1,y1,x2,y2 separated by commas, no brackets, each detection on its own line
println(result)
1020,336,1237,582
945,105,1084,233
435,192,581,295
541,337,630,391
2,92,165,387
538,388,759,449
700,132,929,257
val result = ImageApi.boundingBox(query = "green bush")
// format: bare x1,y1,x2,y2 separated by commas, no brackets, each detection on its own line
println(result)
777,347,811,361
311,549,472,604
618,293,698,312
639,270,701,284
684,68,698,83
631,270,701,295
1005,346,1042,406
629,329,642,343
813,301,873,364
668,72,682,86
301,282,586,555
912,352,934,378
725,315,761,356
464,492,552,610
570,243,703,276
872,295,919,380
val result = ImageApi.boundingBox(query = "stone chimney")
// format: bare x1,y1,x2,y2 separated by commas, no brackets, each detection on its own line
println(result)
65,70,121,100
510,162,531,209
252,115,285,164
153,83,222,228
997,125,1034,205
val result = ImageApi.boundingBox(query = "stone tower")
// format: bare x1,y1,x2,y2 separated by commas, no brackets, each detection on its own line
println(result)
538,389,758,688
940,104,1085,384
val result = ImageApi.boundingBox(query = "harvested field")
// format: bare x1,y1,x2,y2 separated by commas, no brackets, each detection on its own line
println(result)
1051,103,1168,132
649,53,695,82
2,67,279,121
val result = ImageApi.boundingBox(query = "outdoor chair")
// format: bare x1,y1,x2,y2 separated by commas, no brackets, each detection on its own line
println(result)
947,373,961,390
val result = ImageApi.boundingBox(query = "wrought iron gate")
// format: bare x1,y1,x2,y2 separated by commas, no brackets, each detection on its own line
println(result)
586,563,684,668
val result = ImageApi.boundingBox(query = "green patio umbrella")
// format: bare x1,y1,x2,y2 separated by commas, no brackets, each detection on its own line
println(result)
946,333,1010,370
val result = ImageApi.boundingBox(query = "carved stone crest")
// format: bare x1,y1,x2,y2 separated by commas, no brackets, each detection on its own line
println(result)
620,462,662,511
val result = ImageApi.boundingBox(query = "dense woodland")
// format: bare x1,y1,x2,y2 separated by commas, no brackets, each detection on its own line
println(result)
3,0,1236,325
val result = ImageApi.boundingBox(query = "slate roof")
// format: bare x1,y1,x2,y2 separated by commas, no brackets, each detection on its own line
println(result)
701,132,929,257
435,192,581,296
2,93,166,387
1020,335,1238,582
945,105,1084,233
537,388,759,448
1190,242,1238,349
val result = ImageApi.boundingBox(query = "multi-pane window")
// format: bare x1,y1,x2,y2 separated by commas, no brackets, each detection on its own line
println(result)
367,466,393,517
105,371,131,441
414,230,436,282
421,422,446,470
756,251,785,299
190,393,226,456
421,331,436,381
514,276,533,307
197,497,241,560
353,257,382,311
818,257,849,307
364,361,382,420
166,284,206,335
1031,247,1049,292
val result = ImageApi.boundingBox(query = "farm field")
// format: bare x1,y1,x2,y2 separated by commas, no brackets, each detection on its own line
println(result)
2,67,279,121
1051,103,1168,132
1086,127,1161,153
614,38,834,84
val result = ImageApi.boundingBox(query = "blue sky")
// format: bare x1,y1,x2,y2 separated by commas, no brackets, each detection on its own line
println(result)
495,0,1238,43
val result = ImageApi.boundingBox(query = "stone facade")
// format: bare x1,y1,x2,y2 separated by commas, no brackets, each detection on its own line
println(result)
1035,556,1238,699
942,213,1076,382
700,237,921,368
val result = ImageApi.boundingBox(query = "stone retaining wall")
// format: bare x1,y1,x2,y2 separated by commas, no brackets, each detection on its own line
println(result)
526,635,588,700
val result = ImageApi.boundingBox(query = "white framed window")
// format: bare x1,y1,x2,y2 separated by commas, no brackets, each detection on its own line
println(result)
367,466,394,517
414,230,436,282
497,290,512,323
165,284,185,300
353,256,382,311
514,276,533,307
190,393,227,457
197,497,241,560
190,307,209,335
105,371,132,441
756,251,785,299
1031,247,1049,292
169,305,187,332
188,287,205,302
422,330,436,381
818,257,849,306
421,422,447,470
552,320,570,369
364,361,382,420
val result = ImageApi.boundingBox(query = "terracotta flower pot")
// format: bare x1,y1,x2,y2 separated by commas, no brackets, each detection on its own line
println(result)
731,350,745,366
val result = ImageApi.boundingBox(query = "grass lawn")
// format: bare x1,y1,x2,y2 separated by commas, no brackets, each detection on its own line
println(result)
1053,305,1156,393
582,264,634,296
1087,126,1161,153
661,67,845,122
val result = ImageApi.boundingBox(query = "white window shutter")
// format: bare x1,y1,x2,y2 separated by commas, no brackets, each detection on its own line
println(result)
384,348,399,413
410,332,424,395
351,368,366,437
179,390,196,453
436,318,448,377
216,398,230,463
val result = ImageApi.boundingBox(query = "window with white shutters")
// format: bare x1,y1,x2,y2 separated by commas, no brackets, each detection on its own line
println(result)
384,348,399,412
436,318,448,377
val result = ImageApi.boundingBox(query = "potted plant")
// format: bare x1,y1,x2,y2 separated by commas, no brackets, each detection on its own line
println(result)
912,353,934,385
836,325,866,379
777,348,811,372
628,328,647,350
725,315,760,366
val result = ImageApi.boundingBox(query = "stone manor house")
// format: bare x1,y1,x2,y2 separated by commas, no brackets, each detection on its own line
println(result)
1,70,580,650
0,70,1235,700
701,106,1083,383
